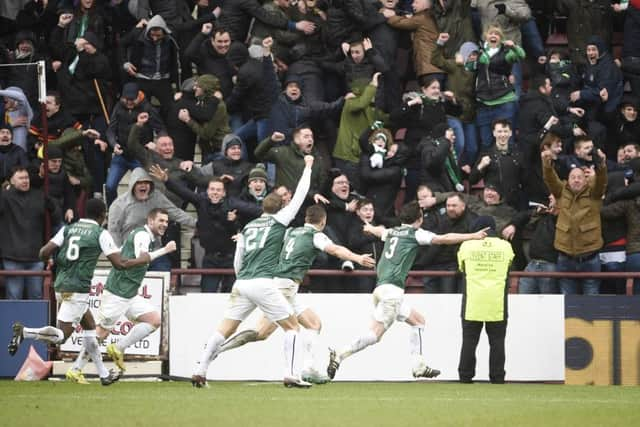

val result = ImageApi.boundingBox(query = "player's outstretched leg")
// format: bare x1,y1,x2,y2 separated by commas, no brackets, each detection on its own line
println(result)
327,329,378,380
326,348,341,380
8,322,65,355
218,329,259,354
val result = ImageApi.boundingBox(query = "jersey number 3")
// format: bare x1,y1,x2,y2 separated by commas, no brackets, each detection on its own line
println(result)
384,236,399,259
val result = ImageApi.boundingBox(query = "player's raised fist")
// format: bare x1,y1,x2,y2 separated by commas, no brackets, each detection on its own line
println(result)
164,241,177,253
304,155,314,167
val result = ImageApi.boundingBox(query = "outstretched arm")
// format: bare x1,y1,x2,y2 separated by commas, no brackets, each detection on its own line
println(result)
431,228,488,245
325,244,376,269
274,156,314,226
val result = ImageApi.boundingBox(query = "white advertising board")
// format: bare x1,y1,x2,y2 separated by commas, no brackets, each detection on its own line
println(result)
60,270,169,357
170,294,565,381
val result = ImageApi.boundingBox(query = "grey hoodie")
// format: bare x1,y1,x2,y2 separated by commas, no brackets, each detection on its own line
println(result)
108,167,196,246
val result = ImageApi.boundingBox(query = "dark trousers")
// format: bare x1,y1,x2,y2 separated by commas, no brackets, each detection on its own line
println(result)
135,78,174,122
458,319,507,383
201,252,234,293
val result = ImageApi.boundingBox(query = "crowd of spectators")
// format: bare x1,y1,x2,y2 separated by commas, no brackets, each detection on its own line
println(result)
1,0,640,298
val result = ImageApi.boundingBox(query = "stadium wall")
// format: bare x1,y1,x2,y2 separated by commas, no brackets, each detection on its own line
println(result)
170,294,566,382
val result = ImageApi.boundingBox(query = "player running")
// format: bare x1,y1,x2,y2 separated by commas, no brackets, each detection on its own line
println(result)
8,199,152,385
216,204,376,384
326,201,488,380
67,207,176,380
192,155,317,389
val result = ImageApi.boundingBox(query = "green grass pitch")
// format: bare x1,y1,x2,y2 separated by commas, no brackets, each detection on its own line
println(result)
1,380,639,427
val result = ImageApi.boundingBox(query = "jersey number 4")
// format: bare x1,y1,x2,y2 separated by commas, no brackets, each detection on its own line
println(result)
245,226,272,252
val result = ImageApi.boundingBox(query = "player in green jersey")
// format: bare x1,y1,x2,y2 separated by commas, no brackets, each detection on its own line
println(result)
8,199,151,385
71,208,176,379
326,201,488,380
193,156,318,389
214,204,376,384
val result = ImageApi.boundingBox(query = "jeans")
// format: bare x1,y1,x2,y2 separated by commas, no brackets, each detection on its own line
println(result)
105,155,141,205
3,260,45,299
518,259,558,294
448,117,479,166
231,116,272,161
556,253,601,295
520,19,545,60
475,101,518,151
625,252,640,295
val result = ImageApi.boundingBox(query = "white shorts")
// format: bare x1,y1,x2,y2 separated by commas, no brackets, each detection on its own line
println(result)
224,278,293,322
372,284,411,330
96,290,156,330
273,277,308,317
56,292,90,324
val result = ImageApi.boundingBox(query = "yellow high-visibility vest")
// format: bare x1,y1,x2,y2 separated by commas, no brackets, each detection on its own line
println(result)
458,237,514,321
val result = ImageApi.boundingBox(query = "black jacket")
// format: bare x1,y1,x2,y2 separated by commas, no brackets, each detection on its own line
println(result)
419,137,461,193
218,0,291,43
390,98,462,168
164,178,253,255
469,146,526,209
347,215,384,260
0,186,60,261
417,209,478,268
227,55,279,120
269,93,344,143
106,96,165,160
518,90,572,150
56,51,112,116
184,33,235,99
0,144,28,184
527,213,558,263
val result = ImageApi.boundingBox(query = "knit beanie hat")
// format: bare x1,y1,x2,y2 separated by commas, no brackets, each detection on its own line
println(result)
222,134,243,153
248,164,268,182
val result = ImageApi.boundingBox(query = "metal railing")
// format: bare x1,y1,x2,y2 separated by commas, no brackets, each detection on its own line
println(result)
170,269,640,295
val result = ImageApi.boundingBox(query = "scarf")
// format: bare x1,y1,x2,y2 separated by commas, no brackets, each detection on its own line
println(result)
436,138,463,191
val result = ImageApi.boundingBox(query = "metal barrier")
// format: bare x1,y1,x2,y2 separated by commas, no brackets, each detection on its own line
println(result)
170,269,640,295
0,270,54,300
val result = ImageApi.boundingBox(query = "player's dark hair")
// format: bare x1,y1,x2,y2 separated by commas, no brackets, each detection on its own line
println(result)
263,193,283,214
148,207,168,220
85,198,106,221
398,201,422,224
305,204,327,224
